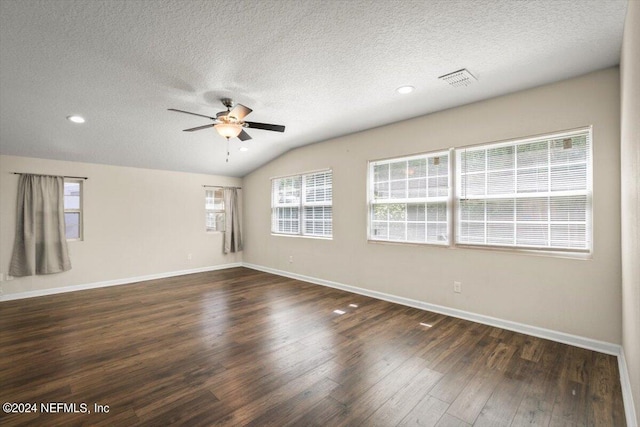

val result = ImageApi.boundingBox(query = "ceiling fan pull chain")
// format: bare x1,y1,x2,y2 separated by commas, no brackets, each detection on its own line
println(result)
226,138,230,163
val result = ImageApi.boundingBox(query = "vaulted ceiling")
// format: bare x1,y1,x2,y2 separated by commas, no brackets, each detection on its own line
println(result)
0,0,628,177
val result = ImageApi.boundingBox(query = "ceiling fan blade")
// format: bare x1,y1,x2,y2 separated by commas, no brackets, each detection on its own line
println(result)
168,108,216,120
237,130,252,141
229,104,252,121
245,121,285,132
183,124,215,132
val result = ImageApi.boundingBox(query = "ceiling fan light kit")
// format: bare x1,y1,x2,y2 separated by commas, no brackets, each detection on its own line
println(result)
214,123,242,139
169,98,285,162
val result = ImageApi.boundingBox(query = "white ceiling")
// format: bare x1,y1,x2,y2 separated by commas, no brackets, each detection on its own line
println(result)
0,0,628,177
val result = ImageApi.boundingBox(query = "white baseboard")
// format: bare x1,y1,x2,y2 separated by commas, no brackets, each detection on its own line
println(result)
619,348,639,427
0,263,243,302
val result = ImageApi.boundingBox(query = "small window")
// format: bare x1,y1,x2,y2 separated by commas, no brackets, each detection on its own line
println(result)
368,151,451,245
455,128,592,252
205,188,225,232
64,179,83,240
272,170,332,238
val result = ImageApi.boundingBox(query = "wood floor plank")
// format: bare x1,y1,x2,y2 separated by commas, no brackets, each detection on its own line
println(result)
244,377,339,427
363,365,443,427
446,367,503,424
134,389,221,425
327,349,410,401
428,323,493,373
520,336,545,362
327,356,431,426
0,267,627,426
586,351,626,426
550,380,589,426
435,413,473,427
397,395,450,427
427,335,501,403
473,357,535,426
511,340,563,426
208,359,340,426
209,346,337,406
286,396,348,427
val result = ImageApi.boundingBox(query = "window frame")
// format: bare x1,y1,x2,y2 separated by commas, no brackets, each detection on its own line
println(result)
365,126,593,257
63,178,83,241
271,169,333,239
367,150,452,246
205,188,225,233
454,127,593,254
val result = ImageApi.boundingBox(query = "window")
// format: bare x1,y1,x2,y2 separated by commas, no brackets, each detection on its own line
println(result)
64,179,83,240
205,188,225,232
271,170,332,237
456,129,592,252
369,151,450,244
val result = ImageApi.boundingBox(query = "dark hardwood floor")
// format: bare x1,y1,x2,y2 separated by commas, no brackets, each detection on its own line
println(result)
0,267,626,426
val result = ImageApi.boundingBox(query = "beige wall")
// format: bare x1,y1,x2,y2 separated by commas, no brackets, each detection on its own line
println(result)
0,155,242,296
243,68,621,344
621,0,640,421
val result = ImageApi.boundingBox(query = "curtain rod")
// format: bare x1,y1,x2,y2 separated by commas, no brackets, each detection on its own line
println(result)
12,172,88,180
203,185,242,189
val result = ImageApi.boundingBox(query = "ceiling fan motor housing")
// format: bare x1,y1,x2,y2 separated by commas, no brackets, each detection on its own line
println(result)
221,98,234,109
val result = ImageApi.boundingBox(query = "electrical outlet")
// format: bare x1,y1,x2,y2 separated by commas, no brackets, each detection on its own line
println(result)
288,255,293,263
187,253,192,260
453,281,462,293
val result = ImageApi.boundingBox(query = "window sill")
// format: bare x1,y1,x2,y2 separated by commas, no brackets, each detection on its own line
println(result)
452,243,592,260
366,239,591,259
271,233,332,241
367,239,449,249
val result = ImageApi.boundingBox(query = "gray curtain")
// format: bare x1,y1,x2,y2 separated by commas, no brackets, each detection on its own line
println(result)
9,174,71,277
223,188,243,254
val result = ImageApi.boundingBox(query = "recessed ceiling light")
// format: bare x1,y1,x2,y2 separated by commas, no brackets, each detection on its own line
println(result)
67,115,85,123
239,146,249,152
396,85,415,94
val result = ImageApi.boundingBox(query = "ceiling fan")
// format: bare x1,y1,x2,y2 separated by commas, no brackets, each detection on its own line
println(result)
168,98,285,142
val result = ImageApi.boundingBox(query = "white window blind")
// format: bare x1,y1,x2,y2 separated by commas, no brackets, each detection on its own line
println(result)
272,170,332,237
369,152,450,244
303,171,333,237
456,129,592,251
64,179,83,240
205,188,225,232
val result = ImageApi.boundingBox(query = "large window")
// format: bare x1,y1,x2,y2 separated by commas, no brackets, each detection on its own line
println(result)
272,170,332,238
369,151,450,244
205,188,225,232
456,129,592,252
64,179,83,240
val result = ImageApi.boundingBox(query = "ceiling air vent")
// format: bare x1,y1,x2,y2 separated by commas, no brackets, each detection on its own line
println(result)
438,68,477,87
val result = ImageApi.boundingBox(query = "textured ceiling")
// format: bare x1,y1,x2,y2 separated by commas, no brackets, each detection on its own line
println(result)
0,0,628,177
